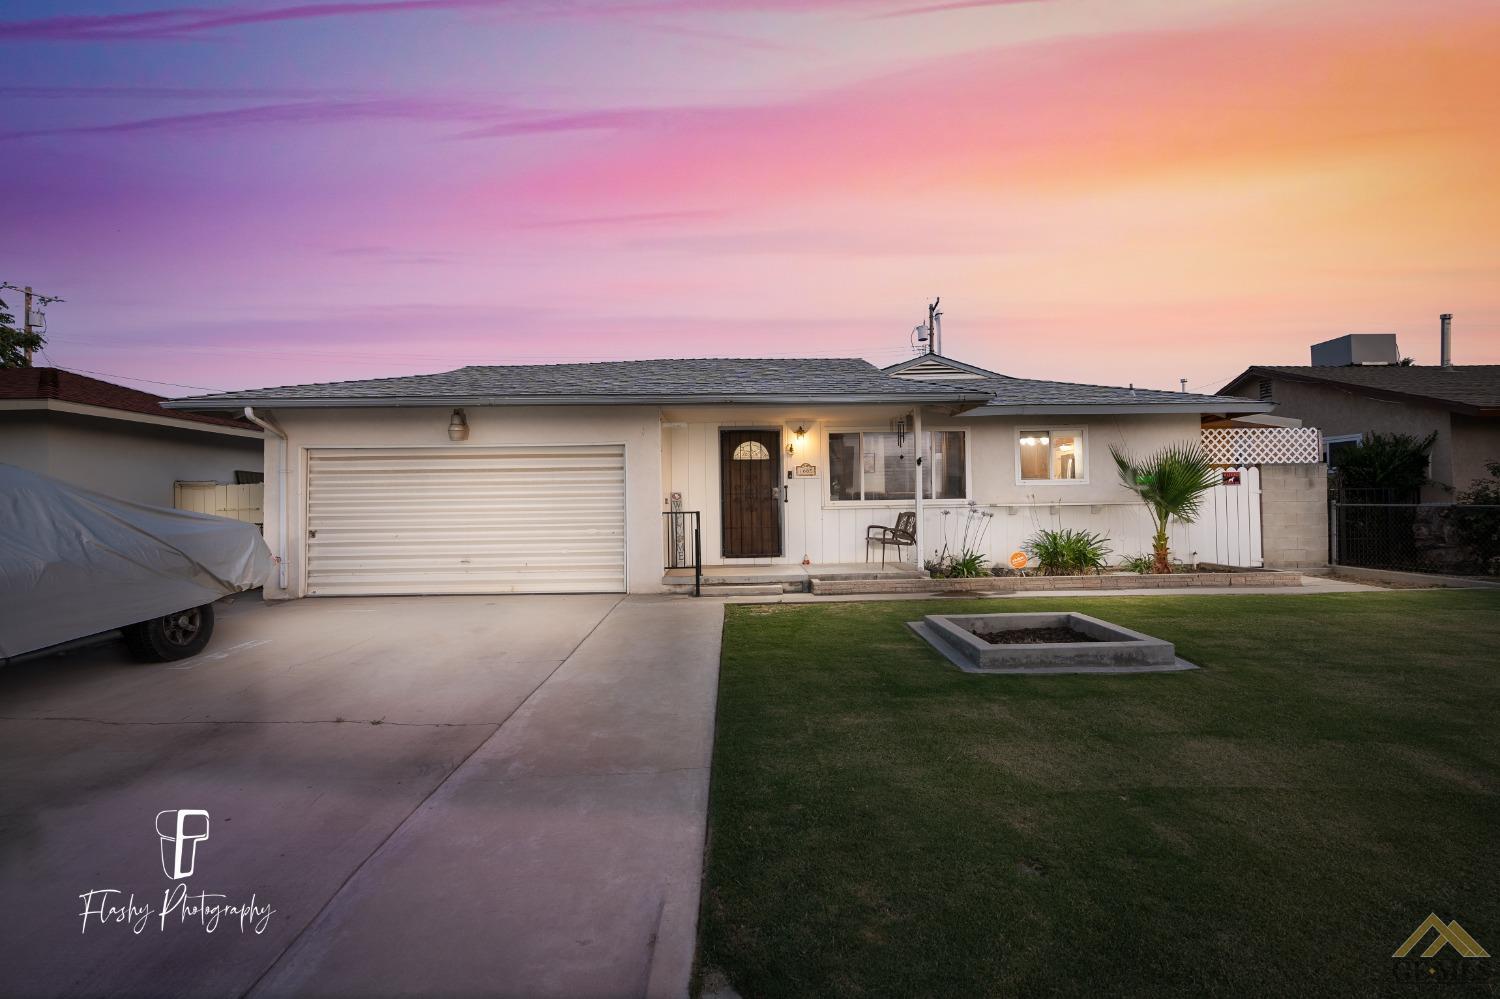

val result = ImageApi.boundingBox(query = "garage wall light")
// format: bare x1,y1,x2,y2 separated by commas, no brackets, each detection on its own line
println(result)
447,408,470,442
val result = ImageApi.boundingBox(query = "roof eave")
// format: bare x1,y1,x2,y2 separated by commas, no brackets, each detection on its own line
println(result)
963,401,1276,417
1,398,263,438
163,391,991,411
1228,366,1489,415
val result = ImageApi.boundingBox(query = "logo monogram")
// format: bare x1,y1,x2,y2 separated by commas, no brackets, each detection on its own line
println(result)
155,810,210,880
1394,915,1491,959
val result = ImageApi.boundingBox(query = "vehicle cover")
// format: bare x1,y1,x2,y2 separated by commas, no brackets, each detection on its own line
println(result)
0,464,272,659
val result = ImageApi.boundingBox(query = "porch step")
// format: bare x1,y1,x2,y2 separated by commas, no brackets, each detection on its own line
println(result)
702,583,786,596
663,580,795,596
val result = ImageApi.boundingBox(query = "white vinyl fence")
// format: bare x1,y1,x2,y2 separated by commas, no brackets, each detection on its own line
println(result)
174,481,264,525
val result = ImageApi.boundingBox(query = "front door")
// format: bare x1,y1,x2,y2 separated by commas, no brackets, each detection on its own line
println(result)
720,429,782,557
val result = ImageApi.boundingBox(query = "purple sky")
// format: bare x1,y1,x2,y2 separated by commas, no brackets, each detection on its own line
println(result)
3,0,1497,396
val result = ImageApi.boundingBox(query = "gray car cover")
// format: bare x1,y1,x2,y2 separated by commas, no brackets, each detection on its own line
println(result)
0,464,272,659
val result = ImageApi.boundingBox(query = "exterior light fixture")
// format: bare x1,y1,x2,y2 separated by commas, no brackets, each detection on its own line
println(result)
786,424,807,455
447,408,469,442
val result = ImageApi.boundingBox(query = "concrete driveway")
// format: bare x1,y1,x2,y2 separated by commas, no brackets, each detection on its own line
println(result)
0,594,722,999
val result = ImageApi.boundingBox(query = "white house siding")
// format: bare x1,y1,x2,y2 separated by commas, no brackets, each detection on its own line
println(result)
660,407,1242,568
0,411,262,507
259,405,662,599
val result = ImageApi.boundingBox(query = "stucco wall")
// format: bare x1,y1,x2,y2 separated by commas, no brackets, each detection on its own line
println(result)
0,410,262,506
259,405,663,598
1451,414,1500,494
1241,377,1457,500
1259,462,1329,568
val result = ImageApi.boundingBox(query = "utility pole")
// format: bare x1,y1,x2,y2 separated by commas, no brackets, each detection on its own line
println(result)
1,282,64,367
927,298,942,355
24,287,34,366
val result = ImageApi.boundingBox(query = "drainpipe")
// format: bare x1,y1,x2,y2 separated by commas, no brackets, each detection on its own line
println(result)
913,407,924,571
242,407,289,592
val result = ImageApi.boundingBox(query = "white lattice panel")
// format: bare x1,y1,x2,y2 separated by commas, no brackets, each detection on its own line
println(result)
1201,427,1321,465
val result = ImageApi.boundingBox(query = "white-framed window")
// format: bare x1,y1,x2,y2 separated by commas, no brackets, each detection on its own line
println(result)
1323,433,1362,470
827,430,967,502
1016,427,1086,483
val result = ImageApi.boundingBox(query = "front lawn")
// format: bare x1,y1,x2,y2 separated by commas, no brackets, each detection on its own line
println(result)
698,592,1500,997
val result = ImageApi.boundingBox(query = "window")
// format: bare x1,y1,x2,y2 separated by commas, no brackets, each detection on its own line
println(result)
828,431,966,501
731,440,770,460
1323,434,1362,470
1017,428,1085,482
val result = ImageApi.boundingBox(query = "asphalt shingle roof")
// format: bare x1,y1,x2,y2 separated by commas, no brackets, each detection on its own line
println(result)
1227,365,1500,412
960,374,1257,409
0,367,258,430
172,358,992,405
167,354,1267,412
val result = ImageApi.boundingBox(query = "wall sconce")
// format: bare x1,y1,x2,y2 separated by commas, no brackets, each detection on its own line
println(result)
447,408,469,442
786,424,807,455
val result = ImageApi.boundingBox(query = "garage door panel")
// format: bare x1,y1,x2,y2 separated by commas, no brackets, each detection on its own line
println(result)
306,446,626,595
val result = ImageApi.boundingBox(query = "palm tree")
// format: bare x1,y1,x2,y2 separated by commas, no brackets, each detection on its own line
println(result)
1110,442,1220,573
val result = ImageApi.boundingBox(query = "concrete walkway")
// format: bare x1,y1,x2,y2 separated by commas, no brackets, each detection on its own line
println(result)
722,573,1386,604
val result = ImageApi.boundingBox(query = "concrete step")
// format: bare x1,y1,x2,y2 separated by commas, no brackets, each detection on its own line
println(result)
705,583,786,596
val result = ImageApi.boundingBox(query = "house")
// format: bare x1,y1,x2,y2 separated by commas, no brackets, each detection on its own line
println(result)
1220,333,1500,501
0,367,263,508
167,353,1281,598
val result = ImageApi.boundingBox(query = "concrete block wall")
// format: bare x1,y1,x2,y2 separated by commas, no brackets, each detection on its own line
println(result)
1259,462,1329,568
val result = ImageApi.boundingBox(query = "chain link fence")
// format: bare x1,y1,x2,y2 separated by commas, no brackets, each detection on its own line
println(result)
1332,500,1500,576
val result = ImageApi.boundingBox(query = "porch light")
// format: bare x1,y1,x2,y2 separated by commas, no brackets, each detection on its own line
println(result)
786,424,807,455
447,408,469,442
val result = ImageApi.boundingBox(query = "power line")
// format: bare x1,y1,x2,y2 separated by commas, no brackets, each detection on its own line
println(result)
49,365,231,393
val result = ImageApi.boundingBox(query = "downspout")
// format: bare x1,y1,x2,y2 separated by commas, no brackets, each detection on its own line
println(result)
913,407,924,571
242,407,289,592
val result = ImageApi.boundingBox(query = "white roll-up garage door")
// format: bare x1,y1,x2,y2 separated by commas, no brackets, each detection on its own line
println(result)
305,446,626,595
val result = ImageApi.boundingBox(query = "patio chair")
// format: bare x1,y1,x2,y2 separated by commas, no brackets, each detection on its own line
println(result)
866,511,917,567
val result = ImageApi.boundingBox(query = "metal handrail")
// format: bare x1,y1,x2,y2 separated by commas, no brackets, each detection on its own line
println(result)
663,511,702,597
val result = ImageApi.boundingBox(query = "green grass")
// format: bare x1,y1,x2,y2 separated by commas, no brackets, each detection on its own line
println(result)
698,592,1500,998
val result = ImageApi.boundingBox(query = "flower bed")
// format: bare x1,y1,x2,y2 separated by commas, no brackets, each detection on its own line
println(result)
809,566,1299,596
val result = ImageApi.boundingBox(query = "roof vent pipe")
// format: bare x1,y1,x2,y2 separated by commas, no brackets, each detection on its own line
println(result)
1440,314,1453,368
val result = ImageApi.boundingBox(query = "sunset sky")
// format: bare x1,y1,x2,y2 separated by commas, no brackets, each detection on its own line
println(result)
2,0,1496,396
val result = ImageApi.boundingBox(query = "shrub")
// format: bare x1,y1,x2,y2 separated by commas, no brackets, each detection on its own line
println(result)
1454,461,1500,575
1119,553,1156,575
1024,528,1112,576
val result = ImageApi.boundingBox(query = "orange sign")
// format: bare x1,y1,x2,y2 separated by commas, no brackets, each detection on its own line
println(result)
1009,551,1028,570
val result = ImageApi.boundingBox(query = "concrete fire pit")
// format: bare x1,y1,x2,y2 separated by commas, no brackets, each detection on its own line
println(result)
907,611,1197,675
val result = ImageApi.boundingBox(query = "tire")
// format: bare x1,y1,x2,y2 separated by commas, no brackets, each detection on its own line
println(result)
124,604,215,662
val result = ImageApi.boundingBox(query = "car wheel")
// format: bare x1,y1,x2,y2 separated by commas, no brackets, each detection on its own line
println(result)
124,604,216,662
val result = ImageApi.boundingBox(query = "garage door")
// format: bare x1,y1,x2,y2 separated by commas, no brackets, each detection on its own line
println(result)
305,446,626,595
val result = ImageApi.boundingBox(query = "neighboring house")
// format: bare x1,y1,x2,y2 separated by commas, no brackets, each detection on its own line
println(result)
0,367,263,508
1220,334,1500,501
168,353,1278,598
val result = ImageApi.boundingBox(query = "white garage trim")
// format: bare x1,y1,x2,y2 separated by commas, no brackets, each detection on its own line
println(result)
304,445,626,595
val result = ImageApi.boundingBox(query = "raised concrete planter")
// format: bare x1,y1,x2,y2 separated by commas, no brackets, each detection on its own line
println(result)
908,611,1197,675
812,568,1299,596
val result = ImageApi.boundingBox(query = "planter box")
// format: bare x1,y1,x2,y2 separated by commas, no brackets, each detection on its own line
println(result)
810,568,1299,596
908,611,1197,675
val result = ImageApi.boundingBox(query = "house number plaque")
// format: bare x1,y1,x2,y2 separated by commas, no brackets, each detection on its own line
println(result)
794,463,816,477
